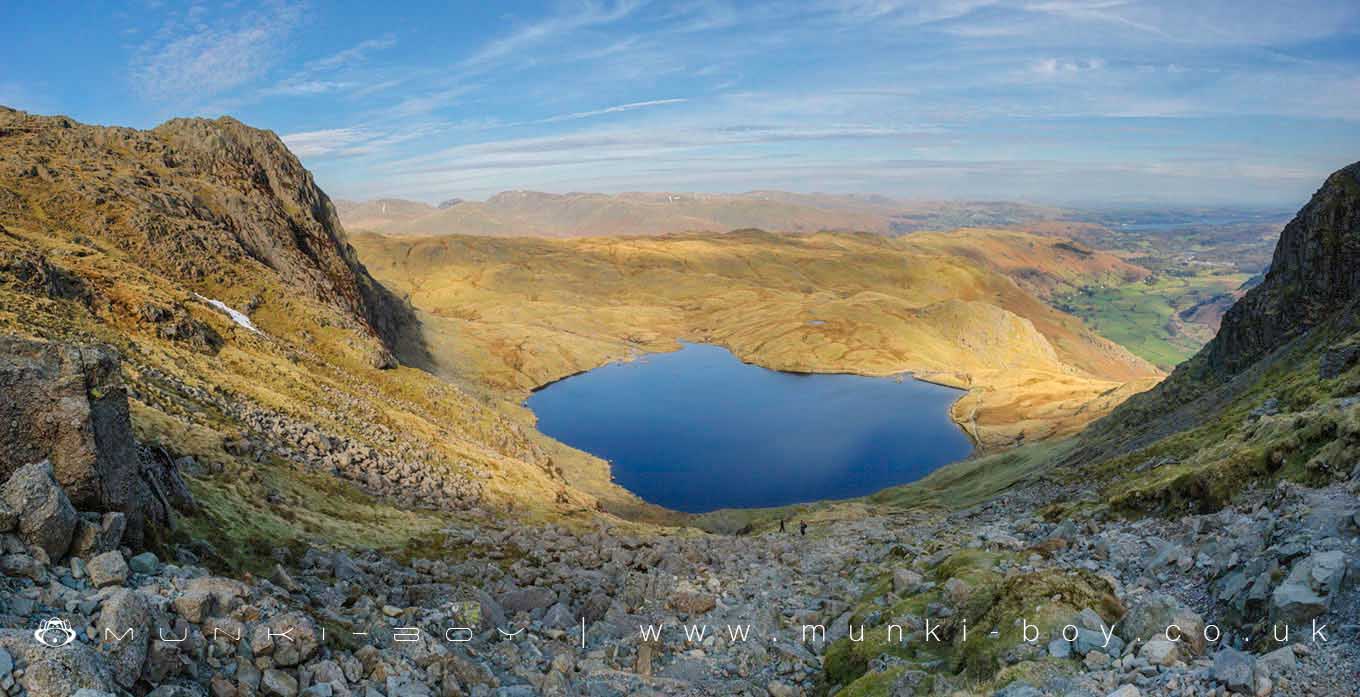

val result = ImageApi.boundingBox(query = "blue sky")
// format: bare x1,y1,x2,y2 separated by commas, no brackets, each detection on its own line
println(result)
3,1,1359,205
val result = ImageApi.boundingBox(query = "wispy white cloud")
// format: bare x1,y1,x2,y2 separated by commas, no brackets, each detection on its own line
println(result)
282,127,372,157
260,34,398,99
829,0,1001,25
131,0,304,102
459,0,643,70
305,35,397,72
1027,57,1106,78
530,98,689,124
261,80,359,97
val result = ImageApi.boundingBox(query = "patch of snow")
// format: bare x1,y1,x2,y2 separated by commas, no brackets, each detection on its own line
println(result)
193,293,260,333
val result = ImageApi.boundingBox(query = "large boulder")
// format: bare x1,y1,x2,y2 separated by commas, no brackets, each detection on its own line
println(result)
1,461,77,559
87,550,130,588
1212,646,1255,694
1271,550,1349,624
499,586,556,614
0,336,180,546
96,588,154,688
251,612,320,667
1118,592,1207,656
0,629,116,696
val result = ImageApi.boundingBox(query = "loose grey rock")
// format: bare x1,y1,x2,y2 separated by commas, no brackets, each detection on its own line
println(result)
262,668,299,697
1212,646,1255,694
1,461,77,559
128,551,160,574
500,586,556,614
1119,593,1207,656
97,589,153,688
87,550,129,588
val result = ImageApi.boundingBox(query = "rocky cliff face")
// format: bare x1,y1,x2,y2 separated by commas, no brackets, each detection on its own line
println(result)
1073,161,1360,460
1206,162,1360,377
0,107,415,364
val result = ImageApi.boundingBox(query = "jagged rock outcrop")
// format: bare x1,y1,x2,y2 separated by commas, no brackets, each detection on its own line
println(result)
1072,160,1360,460
1206,162,1360,377
0,106,422,366
0,335,187,546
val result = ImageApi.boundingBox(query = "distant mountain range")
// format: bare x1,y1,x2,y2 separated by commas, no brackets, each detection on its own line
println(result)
335,191,1072,237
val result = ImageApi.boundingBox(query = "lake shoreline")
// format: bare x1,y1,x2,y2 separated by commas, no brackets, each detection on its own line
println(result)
526,341,975,513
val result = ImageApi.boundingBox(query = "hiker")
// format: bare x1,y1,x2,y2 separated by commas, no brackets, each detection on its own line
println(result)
779,518,786,533
799,520,807,536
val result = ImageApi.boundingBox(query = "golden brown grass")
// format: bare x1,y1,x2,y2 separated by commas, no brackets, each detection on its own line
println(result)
352,229,1161,449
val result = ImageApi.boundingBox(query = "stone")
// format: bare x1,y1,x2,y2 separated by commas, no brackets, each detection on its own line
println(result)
1119,593,1207,656
1047,638,1072,659
1256,646,1296,676
1213,647,1255,694
892,568,924,594
1048,519,1079,542
147,686,209,697
1304,550,1347,596
70,512,126,557
262,668,299,697
1319,340,1360,379
668,591,716,615
0,502,17,532
332,552,361,580
475,589,507,630
1107,686,1141,697
0,337,173,546
1271,578,1328,624
635,643,653,676
263,612,320,667
500,586,556,614
0,628,116,696
173,589,215,623
943,577,971,605
0,553,45,580
186,575,250,612
1074,627,1123,657
271,563,302,592
97,588,154,688
1140,638,1180,666
1,461,77,559
581,591,611,624
129,551,160,574
542,601,574,628
87,550,129,588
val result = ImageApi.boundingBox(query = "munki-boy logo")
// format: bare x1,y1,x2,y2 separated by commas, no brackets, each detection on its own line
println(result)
30,615,1337,650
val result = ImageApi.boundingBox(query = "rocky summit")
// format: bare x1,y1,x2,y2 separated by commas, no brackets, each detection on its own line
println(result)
0,106,1358,697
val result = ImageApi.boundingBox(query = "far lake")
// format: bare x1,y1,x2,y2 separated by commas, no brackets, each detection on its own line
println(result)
526,342,973,512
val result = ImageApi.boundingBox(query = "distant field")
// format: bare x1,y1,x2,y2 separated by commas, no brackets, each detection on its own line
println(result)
1055,270,1251,369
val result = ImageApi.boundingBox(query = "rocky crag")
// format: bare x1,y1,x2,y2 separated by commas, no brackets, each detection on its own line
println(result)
0,107,418,369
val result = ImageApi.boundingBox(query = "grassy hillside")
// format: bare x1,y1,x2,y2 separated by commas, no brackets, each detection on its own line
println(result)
352,228,1161,449
0,108,677,571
